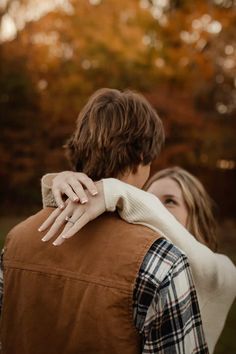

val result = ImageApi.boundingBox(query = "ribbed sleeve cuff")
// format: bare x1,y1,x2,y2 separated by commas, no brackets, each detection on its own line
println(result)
41,173,57,208
102,178,166,236
102,178,120,212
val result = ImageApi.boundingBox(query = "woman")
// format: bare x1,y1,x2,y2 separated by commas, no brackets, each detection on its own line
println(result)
144,167,218,251
39,168,236,354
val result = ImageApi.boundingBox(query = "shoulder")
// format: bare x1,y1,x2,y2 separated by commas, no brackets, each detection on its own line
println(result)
7,209,54,234
134,238,190,331
140,238,188,286
4,208,54,248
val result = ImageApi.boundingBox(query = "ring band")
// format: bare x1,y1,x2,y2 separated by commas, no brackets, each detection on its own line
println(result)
65,216,75,224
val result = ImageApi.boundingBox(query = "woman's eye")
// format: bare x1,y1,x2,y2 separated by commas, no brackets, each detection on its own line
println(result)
164,198,177,206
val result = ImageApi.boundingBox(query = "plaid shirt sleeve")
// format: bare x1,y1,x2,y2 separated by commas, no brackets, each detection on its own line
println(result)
134,238,209,354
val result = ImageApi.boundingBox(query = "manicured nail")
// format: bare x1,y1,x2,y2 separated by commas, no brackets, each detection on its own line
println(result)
53,241,59,246
81,198,88,204
41,237,47,242
92,190,98,196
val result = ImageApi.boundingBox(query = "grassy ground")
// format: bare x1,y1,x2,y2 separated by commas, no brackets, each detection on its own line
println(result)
0,215,235,353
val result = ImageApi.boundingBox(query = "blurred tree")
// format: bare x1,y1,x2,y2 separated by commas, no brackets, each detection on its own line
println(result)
0,45,44,206
0,0,235,214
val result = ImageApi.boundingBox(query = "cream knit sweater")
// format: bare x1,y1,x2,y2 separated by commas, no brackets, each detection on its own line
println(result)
42,175,236,354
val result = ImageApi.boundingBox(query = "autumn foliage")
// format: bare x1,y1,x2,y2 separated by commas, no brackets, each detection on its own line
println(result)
0,0,235,216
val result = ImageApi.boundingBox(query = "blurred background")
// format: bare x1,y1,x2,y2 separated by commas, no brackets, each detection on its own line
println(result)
0,1,235,352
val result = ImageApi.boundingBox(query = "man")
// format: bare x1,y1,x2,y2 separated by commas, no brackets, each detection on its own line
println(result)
0,89,209,354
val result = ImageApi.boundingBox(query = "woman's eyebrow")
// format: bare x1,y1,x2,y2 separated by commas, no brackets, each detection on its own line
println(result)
162,194,176,198
162,194,181,201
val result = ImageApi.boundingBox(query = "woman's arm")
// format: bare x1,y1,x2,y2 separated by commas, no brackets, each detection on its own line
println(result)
40,172,235,352
41,174,236,297
103,178,236,295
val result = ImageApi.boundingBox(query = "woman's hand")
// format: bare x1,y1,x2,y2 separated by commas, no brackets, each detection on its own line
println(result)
51,171,98,209
38,181,106,246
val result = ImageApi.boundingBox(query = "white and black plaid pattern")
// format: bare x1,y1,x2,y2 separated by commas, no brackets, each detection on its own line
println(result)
134,238,209,353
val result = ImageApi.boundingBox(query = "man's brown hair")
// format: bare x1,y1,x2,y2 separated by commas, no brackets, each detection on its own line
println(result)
66,88,164,180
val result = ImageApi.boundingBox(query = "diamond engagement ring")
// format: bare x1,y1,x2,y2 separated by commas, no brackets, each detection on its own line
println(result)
65,216,75,224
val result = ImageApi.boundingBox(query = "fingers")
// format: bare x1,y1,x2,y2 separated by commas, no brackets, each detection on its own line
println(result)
68,179,89,203
39,200,87,245
39,181,104,246
62,184,80,202
52,208,85,246
38,208,62,232
60,175,98,203
52,235,66,246
62,213,90,239
52,172,98,208
53,188,66,209
40,207,72,242
74,174,98,196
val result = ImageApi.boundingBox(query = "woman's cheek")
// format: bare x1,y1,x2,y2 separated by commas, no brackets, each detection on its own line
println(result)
166,207,185,227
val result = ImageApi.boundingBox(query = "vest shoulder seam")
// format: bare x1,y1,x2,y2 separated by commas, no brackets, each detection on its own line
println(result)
4,260,132,293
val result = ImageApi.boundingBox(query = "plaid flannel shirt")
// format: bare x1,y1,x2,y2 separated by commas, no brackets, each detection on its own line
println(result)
0,238,208,353
134,238,208,353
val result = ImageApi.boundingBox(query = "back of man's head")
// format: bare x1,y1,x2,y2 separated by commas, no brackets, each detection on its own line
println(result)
66,88,164,180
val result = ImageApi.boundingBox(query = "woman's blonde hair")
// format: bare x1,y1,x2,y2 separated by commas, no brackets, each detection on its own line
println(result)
144,166,218,251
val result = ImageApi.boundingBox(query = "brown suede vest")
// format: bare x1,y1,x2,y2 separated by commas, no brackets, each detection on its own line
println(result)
1,208,161,354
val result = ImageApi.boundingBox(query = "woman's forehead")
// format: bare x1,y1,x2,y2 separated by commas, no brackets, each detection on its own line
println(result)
147,177,183,198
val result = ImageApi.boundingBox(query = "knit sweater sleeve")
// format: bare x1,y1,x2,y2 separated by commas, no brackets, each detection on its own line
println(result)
40,174,236,300
103,178,236,298
41,173,58,208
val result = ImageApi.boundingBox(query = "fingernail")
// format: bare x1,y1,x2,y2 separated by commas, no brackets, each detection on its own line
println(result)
81,199,88,204
53,241,59,246
73,197,79,201
92,190,98,196
59,205,64,209
41,237,47,242
38,228,42,232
